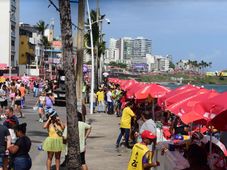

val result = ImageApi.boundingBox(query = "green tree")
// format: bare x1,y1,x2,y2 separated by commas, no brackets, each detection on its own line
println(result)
169,61,175,69
35,20,50,69
59,0,81,169
35,20,49,35
35,20,50,48
108,61,127,68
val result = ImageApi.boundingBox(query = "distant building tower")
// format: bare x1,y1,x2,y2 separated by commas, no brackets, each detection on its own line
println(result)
116,37,133,64
44,18,54,43
154,55,170,72
133,37,152,59
104,48,119,64
0,0,20,67
104,38,119,64
109,38,117,49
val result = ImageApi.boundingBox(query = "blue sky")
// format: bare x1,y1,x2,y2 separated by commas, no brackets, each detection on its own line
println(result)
20,0,227,71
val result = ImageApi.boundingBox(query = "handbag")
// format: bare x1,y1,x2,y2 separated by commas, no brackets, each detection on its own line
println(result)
56,129,63,137
54,124,67,144
53,123,63,137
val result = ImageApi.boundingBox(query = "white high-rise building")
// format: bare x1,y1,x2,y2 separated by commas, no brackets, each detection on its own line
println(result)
154,55,170,72
116,37,133,64
104,48,119,64
109,38,117,49
105,38,119,64
0,0,20,67
133,37,152,58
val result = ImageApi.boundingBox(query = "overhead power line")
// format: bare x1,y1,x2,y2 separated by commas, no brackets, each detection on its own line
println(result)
48,0,82,30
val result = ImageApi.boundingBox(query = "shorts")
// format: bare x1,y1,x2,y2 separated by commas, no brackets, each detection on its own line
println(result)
15,100,21,106
38,103,43,108
80,152,86,165
0,100,8,108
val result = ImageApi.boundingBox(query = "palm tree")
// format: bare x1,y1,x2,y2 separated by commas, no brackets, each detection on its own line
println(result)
35,20,50,74
35,20,49,36
59,0,81,169
35,20,50,48
84,9,106,90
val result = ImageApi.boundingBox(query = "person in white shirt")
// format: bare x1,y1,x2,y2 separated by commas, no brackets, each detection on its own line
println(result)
106,88,113,114
0,85,8,116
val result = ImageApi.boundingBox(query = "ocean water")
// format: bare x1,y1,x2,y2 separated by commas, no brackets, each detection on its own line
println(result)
165,83,227,93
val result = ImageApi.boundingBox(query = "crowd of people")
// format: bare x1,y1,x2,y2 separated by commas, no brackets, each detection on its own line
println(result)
0,75,94,170
0,77,52,169
1,75,227,170
104,80,227,170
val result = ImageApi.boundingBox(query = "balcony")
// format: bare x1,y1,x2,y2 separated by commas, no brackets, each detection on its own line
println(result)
11,0,16,8
10,16,16,24
11,31,16,38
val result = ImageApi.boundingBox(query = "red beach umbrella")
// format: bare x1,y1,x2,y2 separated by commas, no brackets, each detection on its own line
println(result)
167,89,219,125
121,80,137,91
126,83,147,99
134,84,170,100
158,84,199,107
181,92,227,130
199,92,227,130
164,87,203,108
119,79,128,87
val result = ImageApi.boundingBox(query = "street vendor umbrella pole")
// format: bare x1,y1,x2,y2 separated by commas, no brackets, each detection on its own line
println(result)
152,99,155,121
152,99,158,170
209,126,213,166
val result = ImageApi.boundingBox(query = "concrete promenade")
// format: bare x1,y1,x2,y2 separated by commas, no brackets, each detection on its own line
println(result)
7,94,130,170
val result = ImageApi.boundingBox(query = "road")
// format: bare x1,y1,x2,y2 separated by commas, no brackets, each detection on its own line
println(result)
4,93,130,170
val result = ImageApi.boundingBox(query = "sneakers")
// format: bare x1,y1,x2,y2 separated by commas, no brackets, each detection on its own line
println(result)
39,118,43,123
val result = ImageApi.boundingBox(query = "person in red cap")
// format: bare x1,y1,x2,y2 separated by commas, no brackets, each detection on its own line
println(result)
128,130,160,170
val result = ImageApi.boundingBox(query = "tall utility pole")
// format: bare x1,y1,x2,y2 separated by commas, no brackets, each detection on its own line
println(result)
58,0,81,169
76,0,85,114
95,0,99,90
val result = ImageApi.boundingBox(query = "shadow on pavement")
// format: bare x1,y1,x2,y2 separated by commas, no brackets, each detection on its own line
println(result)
88,135,105,139
27,130,48,137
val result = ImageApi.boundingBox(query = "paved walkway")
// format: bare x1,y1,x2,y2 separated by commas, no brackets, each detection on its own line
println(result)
85,113,130,170
5,93,130,169
29,107,130,169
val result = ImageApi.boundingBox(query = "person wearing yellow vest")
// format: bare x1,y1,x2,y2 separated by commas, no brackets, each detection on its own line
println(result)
96,88,105,113
116,101,135,148
128,130,160,170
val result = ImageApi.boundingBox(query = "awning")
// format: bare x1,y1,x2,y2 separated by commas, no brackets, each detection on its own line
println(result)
0,63,7,70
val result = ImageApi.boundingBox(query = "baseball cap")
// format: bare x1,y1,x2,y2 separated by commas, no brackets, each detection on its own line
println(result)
141,130,156,140
46,108,57,117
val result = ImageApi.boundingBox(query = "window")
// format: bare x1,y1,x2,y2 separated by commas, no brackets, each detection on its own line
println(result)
11,40,15,46
11,25,15,31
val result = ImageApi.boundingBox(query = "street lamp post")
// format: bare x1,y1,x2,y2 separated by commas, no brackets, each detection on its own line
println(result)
86,0,110,114
86,0,96,115
9,10,14,81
